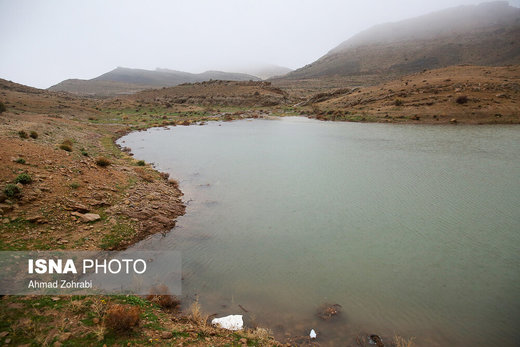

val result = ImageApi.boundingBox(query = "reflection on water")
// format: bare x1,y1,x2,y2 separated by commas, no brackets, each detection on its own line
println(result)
118,118,520,346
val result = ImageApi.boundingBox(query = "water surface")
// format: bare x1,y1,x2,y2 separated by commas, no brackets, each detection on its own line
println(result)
118,118,520,346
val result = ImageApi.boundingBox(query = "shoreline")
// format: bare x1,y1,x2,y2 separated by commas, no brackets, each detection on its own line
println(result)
1,71,515,344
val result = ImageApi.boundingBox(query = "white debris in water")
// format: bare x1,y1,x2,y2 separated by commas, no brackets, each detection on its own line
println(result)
211,315,243,330
310,329,317,339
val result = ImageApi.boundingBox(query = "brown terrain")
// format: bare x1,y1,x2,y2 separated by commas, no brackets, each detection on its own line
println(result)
300,65,520,124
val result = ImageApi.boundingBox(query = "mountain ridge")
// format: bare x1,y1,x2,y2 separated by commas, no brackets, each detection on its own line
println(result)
283,1,520,80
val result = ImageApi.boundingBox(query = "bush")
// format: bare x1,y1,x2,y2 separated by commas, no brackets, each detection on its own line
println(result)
70,182,80,189
29,131,38,139
15,158,26,164
18,130,28,139
394,99,404,106
59,144,72,152
104,304,140,332
95,157,111,167
456,95,468,104
0,101,6,114
62,139,74,146
136,160,146,166
14,173,32,184
147,285,180,310
4,184,21,198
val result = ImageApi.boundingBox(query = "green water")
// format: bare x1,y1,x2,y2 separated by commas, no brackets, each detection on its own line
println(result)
119,117,520,346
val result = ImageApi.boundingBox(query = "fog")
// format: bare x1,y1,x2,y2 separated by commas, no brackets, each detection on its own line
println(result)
0,0,518,88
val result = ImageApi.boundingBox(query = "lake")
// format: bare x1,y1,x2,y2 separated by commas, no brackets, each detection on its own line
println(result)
117,117,520,346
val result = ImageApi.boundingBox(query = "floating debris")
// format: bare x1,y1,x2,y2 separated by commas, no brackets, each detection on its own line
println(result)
317,303,342,320
369,334,384,347
310,329,317,339
211,315,243,331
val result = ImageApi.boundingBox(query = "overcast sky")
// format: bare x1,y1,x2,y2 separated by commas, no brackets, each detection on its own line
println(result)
1,0,518,88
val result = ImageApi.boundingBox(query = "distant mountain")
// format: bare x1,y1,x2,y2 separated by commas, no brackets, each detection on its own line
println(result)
284,1,520,80
235,64,293,79
93,67,260,85
49,67,261,96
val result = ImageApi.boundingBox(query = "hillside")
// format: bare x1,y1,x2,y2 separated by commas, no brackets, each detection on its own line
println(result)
128,80,290,107
303,65,520,124
49,67,261,97
284,1,520,81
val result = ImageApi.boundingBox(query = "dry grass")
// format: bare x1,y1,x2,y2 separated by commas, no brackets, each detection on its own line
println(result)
59,143,72,152
146,284,181,310
135,167,155,182
95,156,111,167
393,335,416,347
104,304,141,332
188,300,209,326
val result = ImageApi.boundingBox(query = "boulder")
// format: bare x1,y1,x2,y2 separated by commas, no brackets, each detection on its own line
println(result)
71,212,101,223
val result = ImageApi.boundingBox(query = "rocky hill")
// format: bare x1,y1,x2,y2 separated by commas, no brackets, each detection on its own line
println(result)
304,65,520,124
285,1,520,80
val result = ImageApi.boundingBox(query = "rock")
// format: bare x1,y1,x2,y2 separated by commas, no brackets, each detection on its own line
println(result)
161,331,173,339
211,315,243,330
5,337,11,344
450,118,458,124
71,212,100,223
0,331,8,338
82,213,101,222
0,204,13,214
310,329,317,339
369,334,384,347
67,201,89,213
26,215,48,224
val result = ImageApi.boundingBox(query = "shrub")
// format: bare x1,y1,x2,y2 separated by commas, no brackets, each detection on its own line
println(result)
456,95,468,104
15,158,26,164
70,182,80,189
95,157,111,167
136,160,146,166
59,144,72,152
0,101,6,114
4,184,21,198
81,149,89,156
394,99,403,106
29,131,38,139
104,304,140,332
62,139,74,146
18,130,28,139
147,285,180,310
14,173,32,184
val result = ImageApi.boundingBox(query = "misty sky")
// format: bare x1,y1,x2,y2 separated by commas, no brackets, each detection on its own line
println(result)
1,0,519,88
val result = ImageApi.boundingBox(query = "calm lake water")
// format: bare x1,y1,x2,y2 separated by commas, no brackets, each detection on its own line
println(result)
118,118,520,346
